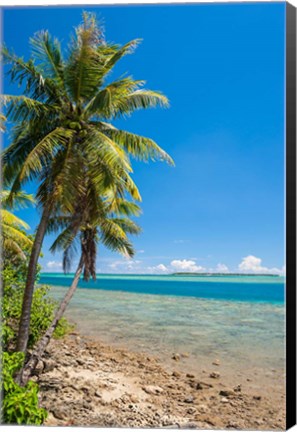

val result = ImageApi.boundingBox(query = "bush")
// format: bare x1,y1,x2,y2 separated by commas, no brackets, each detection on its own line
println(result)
2,265,72,350
2,352,47,425
1,264,73,425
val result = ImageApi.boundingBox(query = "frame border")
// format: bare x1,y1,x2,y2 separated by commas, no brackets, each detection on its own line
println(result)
286,1,296,430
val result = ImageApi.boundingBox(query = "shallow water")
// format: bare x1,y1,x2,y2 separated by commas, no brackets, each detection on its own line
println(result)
46,275,285,392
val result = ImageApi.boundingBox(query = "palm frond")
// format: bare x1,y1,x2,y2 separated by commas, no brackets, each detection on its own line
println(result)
115,90,169,116
104,127,174,165
85,126,132,172
46,215,72,234
3,238,27,261
1,189,33,261
1,94,58,123
99,218,135,258
50,225,79,254
103,39,141,74
2,119,58,186
2,46,62,103
1,189,35,210
106,196,141,217
64,12,104,102
10,127,75,194
85,78,145,117
2,222,33,246
2,209,30,230
109,217,141,235
30,30,64,82
117,171,142,202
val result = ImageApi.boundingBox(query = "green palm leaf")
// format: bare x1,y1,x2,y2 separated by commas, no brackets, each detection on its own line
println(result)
106,128,174,165
85,126,132,172
10,127,75,194
115,89,169,116
2,94,58,123
1,189,34,262
3,222,32,244
2,46,62,103
30,30,64,82
3,238,27,261
64,12,104,102
2,209,30,230
99,218,135,258
1,190,35,210
103,39,141,74
109,217,141,235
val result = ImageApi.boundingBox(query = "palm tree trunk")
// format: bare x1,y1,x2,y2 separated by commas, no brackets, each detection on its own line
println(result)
16,204,52,354
20,255,84,386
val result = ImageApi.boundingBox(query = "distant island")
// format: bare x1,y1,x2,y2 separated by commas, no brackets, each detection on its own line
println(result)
171,272,281,277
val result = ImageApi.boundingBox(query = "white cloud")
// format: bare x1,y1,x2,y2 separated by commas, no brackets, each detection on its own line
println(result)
156,264,168,272
170,259,205,273
109,259,141,269
108,259,143,273
138,250,145,254
173,240,185,244
238,255,284,275
46,261,62,269
216,263,229,273
147,263,169,273
282,265,286,276
105,255,284,276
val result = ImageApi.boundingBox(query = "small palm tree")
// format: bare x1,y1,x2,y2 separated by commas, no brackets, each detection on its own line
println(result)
2,12,173,354
20,192,141,384
1,191,34,262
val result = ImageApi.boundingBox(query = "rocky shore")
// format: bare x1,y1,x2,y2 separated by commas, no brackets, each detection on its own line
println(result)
34,332,285,429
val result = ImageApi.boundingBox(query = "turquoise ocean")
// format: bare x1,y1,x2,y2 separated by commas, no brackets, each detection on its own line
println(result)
40,273,285,390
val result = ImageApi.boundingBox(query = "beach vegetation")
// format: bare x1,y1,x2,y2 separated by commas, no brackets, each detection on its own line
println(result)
2,264,70,349
2,352,47,425
2,260,71,424
1,193,70,424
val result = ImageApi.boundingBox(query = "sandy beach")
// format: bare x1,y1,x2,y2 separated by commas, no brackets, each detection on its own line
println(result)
34,331,285,430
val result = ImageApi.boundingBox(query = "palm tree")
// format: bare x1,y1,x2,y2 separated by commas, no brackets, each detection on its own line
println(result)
2,12,173,354
20,192,141,385
1,191,34,262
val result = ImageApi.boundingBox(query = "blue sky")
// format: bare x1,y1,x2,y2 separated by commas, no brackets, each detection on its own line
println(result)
2,3,286,274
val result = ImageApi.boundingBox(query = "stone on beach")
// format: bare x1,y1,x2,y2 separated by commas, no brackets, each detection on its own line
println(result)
183,395,195,403
219,389,235,397
142,385,164,395
209,371,220,379
171,353,180,361
36,334,285,429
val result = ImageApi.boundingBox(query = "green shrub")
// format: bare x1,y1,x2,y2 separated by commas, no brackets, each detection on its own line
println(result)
1,262,72,425
53,316,75,339
2,352,47,425
2,265,72,350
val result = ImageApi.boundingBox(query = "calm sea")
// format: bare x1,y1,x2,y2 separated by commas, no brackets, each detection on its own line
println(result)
40,273,285,303
39,273,285,390
40,273,285,385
